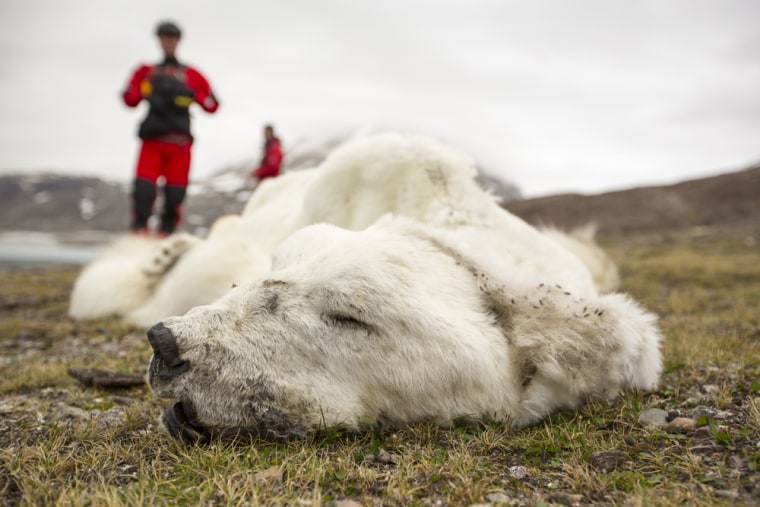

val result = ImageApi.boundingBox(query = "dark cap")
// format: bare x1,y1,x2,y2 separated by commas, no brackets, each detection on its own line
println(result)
156,21,181,37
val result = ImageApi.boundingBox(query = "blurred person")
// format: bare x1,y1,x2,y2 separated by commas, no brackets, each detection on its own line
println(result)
122,20,219,236
251,124,283,183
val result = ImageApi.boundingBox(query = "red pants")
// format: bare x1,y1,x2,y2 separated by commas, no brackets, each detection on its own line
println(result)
135,138,193,185
131,138,193,234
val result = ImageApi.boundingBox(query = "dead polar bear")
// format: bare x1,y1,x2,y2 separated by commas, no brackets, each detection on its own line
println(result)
71,133,614,326
147,216,662,443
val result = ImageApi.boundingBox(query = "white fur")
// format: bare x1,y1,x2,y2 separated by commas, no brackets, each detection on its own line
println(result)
148,217,662,439
540,224,621,293
69,233,200,320
69,133,612,326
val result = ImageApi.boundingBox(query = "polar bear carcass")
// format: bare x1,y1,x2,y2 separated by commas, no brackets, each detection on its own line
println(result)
69,133,616,326
147,216,662,442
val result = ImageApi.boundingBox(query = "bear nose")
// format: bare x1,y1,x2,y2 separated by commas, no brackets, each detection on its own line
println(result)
148,322,190,381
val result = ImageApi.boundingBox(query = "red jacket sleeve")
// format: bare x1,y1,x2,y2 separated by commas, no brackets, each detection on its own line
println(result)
122,65,152,107
185,67,220,113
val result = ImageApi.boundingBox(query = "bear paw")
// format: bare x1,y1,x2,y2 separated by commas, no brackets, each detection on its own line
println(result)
141,233,201,280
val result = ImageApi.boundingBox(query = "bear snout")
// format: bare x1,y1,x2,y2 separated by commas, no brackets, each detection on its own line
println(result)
147,322,190,382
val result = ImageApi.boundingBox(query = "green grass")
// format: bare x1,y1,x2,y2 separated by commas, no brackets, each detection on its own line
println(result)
1,232,759,506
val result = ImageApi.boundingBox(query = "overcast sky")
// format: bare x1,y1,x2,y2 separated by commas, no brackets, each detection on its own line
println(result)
1,0,759,197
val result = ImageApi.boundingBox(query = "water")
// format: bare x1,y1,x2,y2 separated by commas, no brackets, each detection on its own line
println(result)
0,231,107,267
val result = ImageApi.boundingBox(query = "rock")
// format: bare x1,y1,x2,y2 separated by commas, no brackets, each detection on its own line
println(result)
486,492,510,503
638,408,668,427
713,489,739,500
701,384,718,394
508,465,530,480
51,404,89,422
692,427,712,440
663,417,696,434
689,445,720,455
375,449,397,464
589,450,630,472
97,406,125,428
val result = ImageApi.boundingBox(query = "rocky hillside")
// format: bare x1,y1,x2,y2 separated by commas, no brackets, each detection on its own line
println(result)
505,164,760,240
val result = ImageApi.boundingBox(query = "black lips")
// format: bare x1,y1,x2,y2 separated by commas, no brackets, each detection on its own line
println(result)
163,401,210,444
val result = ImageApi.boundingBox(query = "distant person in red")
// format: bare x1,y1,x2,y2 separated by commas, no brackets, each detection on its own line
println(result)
251,125,283,182
122,20,219,235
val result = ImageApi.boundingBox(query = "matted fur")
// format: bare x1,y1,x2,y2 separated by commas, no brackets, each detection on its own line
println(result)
148,216,662,440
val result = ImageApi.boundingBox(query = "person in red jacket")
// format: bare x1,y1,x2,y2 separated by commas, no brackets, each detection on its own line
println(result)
122,21,219,235
251,124,283,182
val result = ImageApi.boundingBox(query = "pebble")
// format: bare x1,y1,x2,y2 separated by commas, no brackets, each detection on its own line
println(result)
589,450,630,472
96,406,125,428
508,465,530,480
638,408,668,427
701,384,718,394
51,404,89,422
375,449,397,464
713,489,739,500
363,449,397,465
662,417,696,434
485,492,510,503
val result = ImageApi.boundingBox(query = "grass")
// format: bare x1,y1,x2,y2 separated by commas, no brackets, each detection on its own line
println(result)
1,231,759,506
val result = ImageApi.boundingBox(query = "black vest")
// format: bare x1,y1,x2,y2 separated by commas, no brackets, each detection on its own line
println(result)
138,58,194,139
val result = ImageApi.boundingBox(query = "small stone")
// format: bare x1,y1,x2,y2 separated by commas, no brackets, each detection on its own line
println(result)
701,384,718,394
362,454,376,463
51,404,89,422
689,406,713,421
508,465,530,480
663,417,696,434
375,449,397,464
97,407,126,428
638,408,668,427
486,491,510,503
727,455,744,469
692,427,712,440
623,434,636,446
689,444,720,455
713,489,739,500
589,450,630,472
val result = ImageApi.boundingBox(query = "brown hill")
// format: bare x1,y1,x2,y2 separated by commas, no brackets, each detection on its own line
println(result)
504,165,760,239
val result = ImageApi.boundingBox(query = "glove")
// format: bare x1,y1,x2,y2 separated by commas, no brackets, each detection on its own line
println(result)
140,80,152,97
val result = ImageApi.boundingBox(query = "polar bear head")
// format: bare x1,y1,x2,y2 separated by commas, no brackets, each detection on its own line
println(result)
147,217,662,443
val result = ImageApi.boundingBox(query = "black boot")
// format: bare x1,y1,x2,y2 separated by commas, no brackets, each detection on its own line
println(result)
160,184,187,235
131,178,157,232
